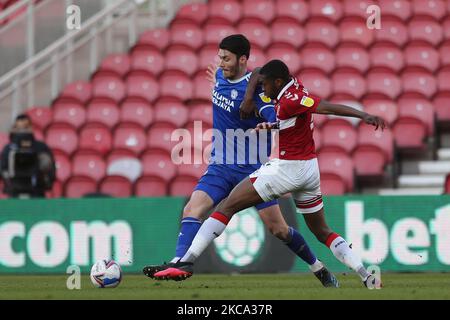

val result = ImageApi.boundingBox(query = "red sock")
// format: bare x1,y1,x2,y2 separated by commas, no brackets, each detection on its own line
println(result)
210,211,230,225
325,232,340,248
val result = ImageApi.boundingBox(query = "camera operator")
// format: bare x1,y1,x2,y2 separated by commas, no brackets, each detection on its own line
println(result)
0,114,56,198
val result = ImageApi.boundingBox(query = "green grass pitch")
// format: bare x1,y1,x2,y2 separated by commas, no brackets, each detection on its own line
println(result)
1,273,450,300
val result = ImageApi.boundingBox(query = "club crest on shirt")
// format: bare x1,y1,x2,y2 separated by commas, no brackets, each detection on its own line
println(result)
300,96,315,107
259,93,272,103
231,89,238,100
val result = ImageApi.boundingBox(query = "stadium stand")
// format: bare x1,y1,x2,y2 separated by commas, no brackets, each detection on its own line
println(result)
2,0,450,197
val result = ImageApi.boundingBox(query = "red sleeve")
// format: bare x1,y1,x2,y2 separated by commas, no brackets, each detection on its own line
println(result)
279,91,321,119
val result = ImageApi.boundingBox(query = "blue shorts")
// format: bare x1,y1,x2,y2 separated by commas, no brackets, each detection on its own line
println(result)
194,164,278,210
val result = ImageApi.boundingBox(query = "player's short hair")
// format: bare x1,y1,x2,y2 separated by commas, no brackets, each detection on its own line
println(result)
15,114,31,122
260,59,290,82
219,34,250,59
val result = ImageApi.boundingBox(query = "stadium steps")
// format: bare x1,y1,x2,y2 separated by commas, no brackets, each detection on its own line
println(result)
402,160,450,175
437,149,450,160
398,175,445,188
377,187,443,195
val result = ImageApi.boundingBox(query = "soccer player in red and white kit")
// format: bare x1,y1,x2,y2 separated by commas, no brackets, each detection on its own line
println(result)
155,60,386,288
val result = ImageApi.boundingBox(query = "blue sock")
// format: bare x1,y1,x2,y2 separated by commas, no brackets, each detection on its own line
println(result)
285,226,317,265
175,217,202,259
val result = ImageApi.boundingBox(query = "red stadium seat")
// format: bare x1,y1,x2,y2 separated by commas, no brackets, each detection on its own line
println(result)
113,122,147,155
318,147,354,192
193,72,214,102
343,0,374,19
375,17,409,47
445,174,450,194
147,122,178,154
309,0,343,23
72,150,106,182
78,122,113,156
132,28,170,52
199,45,221,71
59,81,92,105
404,43,440,73
352,145,388,177
440,42,450,67
412,0,446,21
107,157,142,183
357,122,394,162
120,99,154,129
174,2,208,25
64,176,97,198
370,43,405,73
401,68,438,99
409,18,444,47
169,175,198,196
242,0,276,24
377,0,411,21
99,175,132,198
305,18,340,48
270,18,306,49
91,76,126,104
52,101,86,129
170,21,203,51
95,54,131,79
53,150,71,183
33,127,44,141
129,49,165,78
26,106,53,131
134,176,168,197
106,148,137,164
367,70,402,100
444,18,450,41
362,98,398,126
267,44,301,75
177,162,207,180
0,132,9,151
189,103,213,127
313,113,328,129
298,70,332,99
321,119,357,153
301,44,335,74
340,17,375,48
247,47,266,71
141,149,177,182
48,179,63,199
335,43,369,73
153,98,189,128
45,123,78,156
165,45,198,77
126,74,159,104
86,98,120,129
208,0,242,25
276,0,309,24
159,71,193,102
398,97,435,135
438,67,450,92
433,93,450,124
237,18,272,50
332,69,367,100
203,22,236,47
320,173,346,195
392,116,428,150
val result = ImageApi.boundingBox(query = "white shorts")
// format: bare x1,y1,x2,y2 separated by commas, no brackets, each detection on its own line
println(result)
249,158,323,214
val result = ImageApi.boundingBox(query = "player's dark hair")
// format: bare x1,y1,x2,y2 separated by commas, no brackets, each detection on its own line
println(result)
15,114,31,122
219,34,251,59
260,60,291,82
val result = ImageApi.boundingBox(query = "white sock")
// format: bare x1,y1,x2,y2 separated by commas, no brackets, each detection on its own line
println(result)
170,257,180,263
180,213,229,263
308,259,324,273
328,234,369,280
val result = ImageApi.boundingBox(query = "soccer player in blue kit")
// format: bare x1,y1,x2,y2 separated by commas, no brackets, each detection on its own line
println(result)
143,35,338,287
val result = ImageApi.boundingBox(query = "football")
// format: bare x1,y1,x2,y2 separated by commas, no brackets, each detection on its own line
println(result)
90,259,122,288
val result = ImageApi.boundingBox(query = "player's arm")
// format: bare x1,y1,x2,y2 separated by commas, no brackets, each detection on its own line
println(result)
240,67,262,119
316,100,386,130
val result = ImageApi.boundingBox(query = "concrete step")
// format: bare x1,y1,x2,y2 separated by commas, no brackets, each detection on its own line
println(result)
417,161,450,175
398,175,445,188
438,149,450,160
378,188,443,195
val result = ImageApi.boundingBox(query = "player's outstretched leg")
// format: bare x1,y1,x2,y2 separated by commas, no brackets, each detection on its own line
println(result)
303,209,379,288
143,191,213,279
154,178,264,281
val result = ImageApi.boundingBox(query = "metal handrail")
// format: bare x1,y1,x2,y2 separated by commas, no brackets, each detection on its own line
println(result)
0,0,31,20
